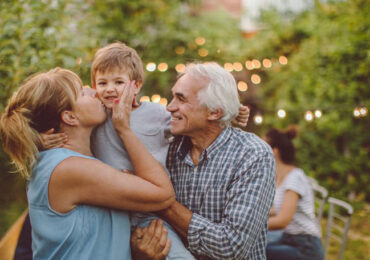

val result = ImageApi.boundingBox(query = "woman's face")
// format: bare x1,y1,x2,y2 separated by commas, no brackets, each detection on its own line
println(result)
74,87,107,127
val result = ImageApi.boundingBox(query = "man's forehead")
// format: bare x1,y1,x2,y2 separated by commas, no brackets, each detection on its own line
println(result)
172,74,206,94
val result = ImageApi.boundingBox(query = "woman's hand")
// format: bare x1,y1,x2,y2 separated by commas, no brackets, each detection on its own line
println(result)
111,80,136,134
40,128,68,150
232,105,250,128
131,219,171,260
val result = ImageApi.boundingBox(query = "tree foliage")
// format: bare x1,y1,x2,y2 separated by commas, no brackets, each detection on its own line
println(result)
243,0,370,200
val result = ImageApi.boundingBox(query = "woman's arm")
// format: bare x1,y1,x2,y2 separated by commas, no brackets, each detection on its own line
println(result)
49,157,175,213
268,190,299,230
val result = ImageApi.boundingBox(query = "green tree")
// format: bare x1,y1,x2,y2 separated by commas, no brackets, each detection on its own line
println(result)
243,0,370,201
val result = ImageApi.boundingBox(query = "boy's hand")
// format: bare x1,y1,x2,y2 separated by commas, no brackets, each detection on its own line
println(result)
232,105,250,128
112,80,136,133
131,219,171,260
40,128,68,150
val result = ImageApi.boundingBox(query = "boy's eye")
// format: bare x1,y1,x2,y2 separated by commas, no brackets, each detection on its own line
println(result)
116,81,124,84
98,82,106,86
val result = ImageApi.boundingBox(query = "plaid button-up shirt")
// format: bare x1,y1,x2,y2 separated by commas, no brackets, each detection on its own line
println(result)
167,127,276,259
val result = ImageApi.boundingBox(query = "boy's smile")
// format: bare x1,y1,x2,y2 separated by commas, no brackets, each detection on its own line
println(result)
94,68,133,109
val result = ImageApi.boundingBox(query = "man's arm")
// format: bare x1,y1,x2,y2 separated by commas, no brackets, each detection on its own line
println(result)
159,151,276,259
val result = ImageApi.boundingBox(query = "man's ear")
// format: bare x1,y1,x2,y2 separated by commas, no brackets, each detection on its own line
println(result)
207,108,223,121
61,111,78,126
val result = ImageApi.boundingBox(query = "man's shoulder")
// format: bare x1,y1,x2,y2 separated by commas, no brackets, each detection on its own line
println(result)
228,128,273,156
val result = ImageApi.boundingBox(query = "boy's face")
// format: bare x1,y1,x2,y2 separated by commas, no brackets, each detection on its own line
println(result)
94,68,140,109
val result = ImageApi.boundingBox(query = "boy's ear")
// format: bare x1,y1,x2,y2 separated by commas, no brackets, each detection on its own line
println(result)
207,108,223,121
61,111,78,126
134,80,143,95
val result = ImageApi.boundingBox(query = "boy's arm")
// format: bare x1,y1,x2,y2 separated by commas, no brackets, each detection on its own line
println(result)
40,128,68,150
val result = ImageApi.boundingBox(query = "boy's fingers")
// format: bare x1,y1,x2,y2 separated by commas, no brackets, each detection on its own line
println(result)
43,128,55,134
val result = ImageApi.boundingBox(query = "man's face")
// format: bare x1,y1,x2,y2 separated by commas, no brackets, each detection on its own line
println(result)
167,74,209,136
94,68,132,109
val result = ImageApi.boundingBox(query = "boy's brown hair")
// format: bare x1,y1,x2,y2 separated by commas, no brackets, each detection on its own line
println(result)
91,42,144,88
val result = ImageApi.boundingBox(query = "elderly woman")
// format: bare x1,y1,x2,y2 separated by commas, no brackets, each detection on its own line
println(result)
0,68,174,259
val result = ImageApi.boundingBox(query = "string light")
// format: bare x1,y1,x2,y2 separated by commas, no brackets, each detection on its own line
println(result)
353,107,361,117
159,98,168,106
146,62,156,72
359,107,368,117
158,63,168,72
233,62,243,72
195,37,206,45
279,56,288,65
175,64,185,73
175,46,185,55
198,48,208,57
252,59,261,69
254,114,263,125
224,63,234,72
151,94,161,103
314,110,322,118
245,60,254,70
263,58,272,68
305,110,314,121
251,74,261,84
277,109,286,118
237,81,248,92
140,96,150,102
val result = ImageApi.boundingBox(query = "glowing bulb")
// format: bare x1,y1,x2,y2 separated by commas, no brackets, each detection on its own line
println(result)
254,115,263,125
251,74,261,84
158,63,168,72
252,59,261,69
146,62,156,72
140,96,150,102
224,63,234,72
314,110,322,118
305,110,314,121
263,59,272,68
151,94,161,103
279,56,288,65
237,81,248,92
233,62,243,72
353,107,361,117
175,64,185,73
159,98,168,106
195,37,206,45
277,109,286,118
359,107,368,117
245,60,254,70
198,48,208,57
175,46,185,55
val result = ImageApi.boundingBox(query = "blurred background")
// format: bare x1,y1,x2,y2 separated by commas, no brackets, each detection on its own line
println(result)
0,0,369,258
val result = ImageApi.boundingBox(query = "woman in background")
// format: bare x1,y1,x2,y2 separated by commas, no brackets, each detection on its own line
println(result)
265,127,323,260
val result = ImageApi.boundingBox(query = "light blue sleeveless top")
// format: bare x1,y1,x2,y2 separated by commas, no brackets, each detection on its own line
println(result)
27,148,131,260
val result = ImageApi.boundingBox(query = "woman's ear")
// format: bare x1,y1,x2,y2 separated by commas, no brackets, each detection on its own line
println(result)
61,111,78,126
207,108,223,121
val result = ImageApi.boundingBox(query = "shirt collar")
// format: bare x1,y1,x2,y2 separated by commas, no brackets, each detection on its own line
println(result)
176,127,233,162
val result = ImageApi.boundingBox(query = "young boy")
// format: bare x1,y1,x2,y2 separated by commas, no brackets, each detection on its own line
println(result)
90,42,195,259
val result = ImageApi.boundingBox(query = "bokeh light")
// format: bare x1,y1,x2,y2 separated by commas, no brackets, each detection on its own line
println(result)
237,81,248,92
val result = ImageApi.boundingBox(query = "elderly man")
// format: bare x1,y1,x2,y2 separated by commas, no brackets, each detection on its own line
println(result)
132,63,275,260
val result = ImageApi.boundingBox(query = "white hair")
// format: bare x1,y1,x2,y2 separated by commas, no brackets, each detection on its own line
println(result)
184,62,240,127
